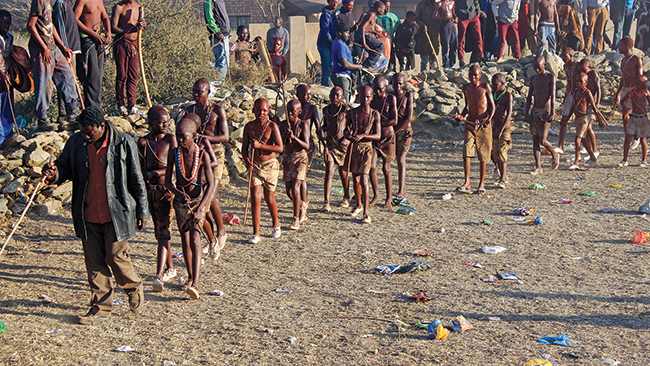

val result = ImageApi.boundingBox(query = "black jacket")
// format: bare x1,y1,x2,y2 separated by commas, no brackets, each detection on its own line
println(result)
51,123,150,242
456,0,480,20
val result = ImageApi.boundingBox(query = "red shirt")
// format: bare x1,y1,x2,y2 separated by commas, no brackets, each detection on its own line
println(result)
84,130,111,224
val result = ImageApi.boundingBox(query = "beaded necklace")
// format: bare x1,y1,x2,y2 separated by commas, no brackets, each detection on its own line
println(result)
494,88,507,102
192,103,213,133
326,104,343,118
631,87,647,111
175,143,202,187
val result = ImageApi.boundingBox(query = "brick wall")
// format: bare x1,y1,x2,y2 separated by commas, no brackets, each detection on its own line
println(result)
225,0,271,25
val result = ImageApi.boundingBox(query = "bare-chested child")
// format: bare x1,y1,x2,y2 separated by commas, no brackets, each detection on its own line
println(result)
352,1,386,69
74,0,112,108
558,47,578,153
111,0,145,115
269,37,287,82
164,118,215,299
525,55,559,174
321,86,351,211
391,73,414,199
619,75,649,167
296,84,324,222
346,85,381,223
185,78,228,260
577,58,601,159
432,0,458,68
455,65,495,193
534,0,559,55
137,107,177,292
280,100,310,229
369,75,397,208
615,37,644,151
490,73,513,188
564,72,607,170
243,98,284,244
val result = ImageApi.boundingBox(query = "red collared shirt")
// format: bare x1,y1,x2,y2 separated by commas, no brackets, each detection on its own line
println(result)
84,130,111,224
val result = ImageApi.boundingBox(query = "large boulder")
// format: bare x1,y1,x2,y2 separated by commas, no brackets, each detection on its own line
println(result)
24,148,51,168
2,176,27,194
106,116,134,134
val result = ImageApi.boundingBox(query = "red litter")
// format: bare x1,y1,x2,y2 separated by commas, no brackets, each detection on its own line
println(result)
473,275,499,283
463,261,483,268
632,231,649,244
410,291,431,303
222,213,241,225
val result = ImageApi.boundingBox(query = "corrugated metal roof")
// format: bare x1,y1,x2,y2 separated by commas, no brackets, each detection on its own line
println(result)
283,0,330,15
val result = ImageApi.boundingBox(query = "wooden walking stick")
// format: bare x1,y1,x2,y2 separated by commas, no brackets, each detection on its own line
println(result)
67,58,85,110
0,176,46,258
243,148,255,225
137,7,152,109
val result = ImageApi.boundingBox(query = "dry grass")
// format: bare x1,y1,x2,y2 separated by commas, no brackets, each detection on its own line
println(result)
1,115,649,364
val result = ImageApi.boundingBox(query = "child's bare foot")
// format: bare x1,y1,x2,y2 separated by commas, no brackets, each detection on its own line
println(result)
339,199,350,208
495,180,506,189
552,156,560,170
300,202,308,223
248,235,261,244
217,232,227,251
201,242,210,254
530,168,543,174
208,240,218,259
271,227,282,238
362,215,372,223
455,184,471,193
618,160,628,167
350,206,363,217
162,267,177,282
383,199,392,209
320,203,331,212
641,161,647,168
477,186,486,194
290,217,300,230
180,278,192,291
153,277,164,292
584,158,597,166
396,190,405,198
369,195,379,207
186,286,199,299
568,164,579,170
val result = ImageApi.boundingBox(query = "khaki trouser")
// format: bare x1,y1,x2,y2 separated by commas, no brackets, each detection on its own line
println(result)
82,222,142,313
585,7,609,54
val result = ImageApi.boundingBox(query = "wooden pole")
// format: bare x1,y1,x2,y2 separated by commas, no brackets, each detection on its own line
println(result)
256,38,277,83
243,148,255,226
137,8,152,109
0,177,45,258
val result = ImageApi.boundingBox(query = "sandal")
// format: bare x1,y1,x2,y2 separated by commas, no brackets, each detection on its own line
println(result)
185,286,199,299
477,187,486,194
456,186,472,194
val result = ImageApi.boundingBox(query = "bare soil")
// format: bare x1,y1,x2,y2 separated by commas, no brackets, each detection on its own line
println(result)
1,117,649,365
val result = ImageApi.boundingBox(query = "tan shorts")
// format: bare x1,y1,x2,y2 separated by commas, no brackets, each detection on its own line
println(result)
491,127,511,163
212,146,225,181
575,114,594,138
395,127,413,157
530,107,552,137
620,87,632,111
463,124,492,162
173,195,204,233
350,142,374,175
147,184,174,241
252,158,279,192
283,150,309,182
562,94,574,117
627,114,650,139
373,133,396,162
327,140,349,167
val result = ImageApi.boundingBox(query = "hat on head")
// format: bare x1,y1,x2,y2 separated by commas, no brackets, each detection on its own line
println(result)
335,22,350,32
342,0,353,3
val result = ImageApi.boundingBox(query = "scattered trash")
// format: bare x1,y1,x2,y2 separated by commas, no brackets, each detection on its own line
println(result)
410,291,431,303
463,261,483,268
285,336,296,344
537,334,577,347
172,252,183,259
366,289,388,294
559,198,574,204
373,348,387,354
549,128,559,135
113,346,135,352
397,260,431,273
561,255,582,260
0,321,5,334
514,207,534,216
632,231,649,244
577,174,586,181
603,207,618,213
372,264,401,275
482,246,507,254
393,197,410,206
177,276,184,285
222,213,241,225
496,271,522,280
528,217,544,226
530,183,547,190
513,217,525,221
360,334,373,338
434,228,445,233
449,315,473,332
274,288,292,293
525,359,554,366
488,317,501,321
393,319,409,328
481,219,494,225
565,352,589,359
643,214,650,222
415,322,428,329
611,184,622,188
38,294,52,304
427,320,449,340
45,329,62,334
208,290,224,296
112,299,126,305
396,206,415,215
639,199,650,214
442,193,452,200
583,191,598,196
516,280,524,284
413,249,433,256
601,357,620,365
473,275,499,283
332,186,344,195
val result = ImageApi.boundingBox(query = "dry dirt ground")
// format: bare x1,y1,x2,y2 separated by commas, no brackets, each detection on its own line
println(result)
0,116,649,365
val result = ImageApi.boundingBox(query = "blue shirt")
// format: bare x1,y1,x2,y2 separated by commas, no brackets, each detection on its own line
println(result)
331,38,353,75
626,0,634,9
317,6,338,47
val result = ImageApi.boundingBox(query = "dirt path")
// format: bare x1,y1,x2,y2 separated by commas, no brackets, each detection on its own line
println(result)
0,117,649,365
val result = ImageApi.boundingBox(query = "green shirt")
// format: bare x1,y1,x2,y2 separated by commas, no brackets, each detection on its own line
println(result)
377,12,400,36
204,0,220,35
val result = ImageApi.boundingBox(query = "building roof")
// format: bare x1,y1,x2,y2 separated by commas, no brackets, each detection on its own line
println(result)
283,0,329,15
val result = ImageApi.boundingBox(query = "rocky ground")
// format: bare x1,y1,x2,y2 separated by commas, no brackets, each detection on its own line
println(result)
0,51,649,365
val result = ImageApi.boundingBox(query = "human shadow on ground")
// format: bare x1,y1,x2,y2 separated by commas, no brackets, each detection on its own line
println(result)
0,298,80,323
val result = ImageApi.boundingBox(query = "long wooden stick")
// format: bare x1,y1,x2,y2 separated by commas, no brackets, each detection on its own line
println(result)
606,97,619,126
6,92,20,135
243,148,255,226
137,8,152,109
0,177,46,258
67,58,85,110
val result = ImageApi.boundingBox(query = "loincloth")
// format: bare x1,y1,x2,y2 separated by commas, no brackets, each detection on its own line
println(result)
395,127,413,157
575,113,594,139
350,141,374,175
147,184,174,241
173,194,204,233
283,150,309,182
327,139,349,167
252,158,280,191
620,87,632,111
463,119,492,162
562,93,574,117
627,114,650,139
212,146,225,181
530,107,553,137
373,133,396,162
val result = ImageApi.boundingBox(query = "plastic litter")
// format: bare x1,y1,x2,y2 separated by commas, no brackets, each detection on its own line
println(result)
601,357,620,365
583,190,598,196
332,186,344,195
530,183,547,190
528,217,544,226
0,321,5,334
285,336,296,344
442,193,452,201
113,346,134,352
603,207,618,213
463,261,483,268
473,275,499,283
525,359,554,366
112,298,126,305
410,291,431,303
38,294,52,303
45,329,62,334
208,290,224,296
639,199,650,214
172,252,183,259
496,271,522,280
434,228,445,233
549,128,559,135
373,347,387,354
561,255,582,260
360,334,373,338
449,315,473,332
576,174,586,181
413,249,432,256
427,320,449,340
566,352,589,359
482,246,507,254
372,264,401,275
537,334,577,347
396,206,415,215
274,288,292,293
514,207,534,216
488,317,501,321
513,217,525,221
481,219,494,225
611,184,622,188
396,260,431,273
414,322,428,329
222,213,241,225
393,197,410,206
559,198,574,204
632,231,649,244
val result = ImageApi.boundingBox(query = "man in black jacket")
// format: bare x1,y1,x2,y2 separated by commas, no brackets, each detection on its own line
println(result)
204,0,230,81
42,106,150,325
456,0,484,66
